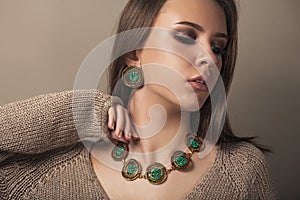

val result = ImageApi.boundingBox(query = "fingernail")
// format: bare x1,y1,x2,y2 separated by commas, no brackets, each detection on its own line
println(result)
132,133,139,140
133,136,140,141
117,132,122,139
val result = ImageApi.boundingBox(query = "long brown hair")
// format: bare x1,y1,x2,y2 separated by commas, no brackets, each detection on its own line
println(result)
108,0,269,152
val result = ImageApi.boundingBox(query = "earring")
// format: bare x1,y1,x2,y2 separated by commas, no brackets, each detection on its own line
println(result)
121,66,144,89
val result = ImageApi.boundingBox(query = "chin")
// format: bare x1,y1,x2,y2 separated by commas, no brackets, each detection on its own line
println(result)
175,93,206,112
177,99,204,112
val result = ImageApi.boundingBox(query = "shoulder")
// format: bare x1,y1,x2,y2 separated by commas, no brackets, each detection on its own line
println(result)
221,141,267,165
217,142,277,198
219,141,271,185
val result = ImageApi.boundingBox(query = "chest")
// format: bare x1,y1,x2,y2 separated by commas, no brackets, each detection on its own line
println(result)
94,165,199,200
90,153,215,200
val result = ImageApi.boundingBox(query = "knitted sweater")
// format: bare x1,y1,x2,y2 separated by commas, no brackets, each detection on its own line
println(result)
0,90,276,199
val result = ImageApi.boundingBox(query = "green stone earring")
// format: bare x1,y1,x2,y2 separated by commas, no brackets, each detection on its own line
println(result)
121,66,144,89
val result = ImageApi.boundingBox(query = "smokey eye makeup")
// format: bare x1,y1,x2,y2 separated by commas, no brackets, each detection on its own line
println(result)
172,28,197,45
211,41,226,56
171,27,227,56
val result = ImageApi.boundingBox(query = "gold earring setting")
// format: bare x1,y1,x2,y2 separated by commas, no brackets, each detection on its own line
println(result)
121,66,144,89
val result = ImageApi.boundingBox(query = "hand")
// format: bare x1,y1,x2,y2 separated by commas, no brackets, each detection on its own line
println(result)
107,104,139,143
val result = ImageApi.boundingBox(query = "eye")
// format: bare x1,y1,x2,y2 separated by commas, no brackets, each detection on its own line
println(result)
172,30,196,45
211,42,226,56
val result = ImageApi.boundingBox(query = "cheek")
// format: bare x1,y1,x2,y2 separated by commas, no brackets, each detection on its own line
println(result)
141,49,166,65
216,56,223,71
141,49,189,71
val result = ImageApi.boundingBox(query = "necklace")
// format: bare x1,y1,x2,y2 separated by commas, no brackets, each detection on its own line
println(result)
111,133,204,185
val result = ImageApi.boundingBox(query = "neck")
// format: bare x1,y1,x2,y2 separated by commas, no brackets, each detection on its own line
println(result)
128,88,192,165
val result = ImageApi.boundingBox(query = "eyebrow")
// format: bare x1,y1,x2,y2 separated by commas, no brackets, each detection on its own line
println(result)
175,21,229,40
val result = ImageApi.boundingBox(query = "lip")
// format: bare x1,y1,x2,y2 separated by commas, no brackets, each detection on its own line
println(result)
187,75,208,92
187,81,208,92
187,75,206,82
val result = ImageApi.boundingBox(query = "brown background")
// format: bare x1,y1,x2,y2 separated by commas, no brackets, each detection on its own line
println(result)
0,0,299,198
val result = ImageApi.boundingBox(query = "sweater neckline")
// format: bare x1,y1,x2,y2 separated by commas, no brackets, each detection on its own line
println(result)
84,142,223,200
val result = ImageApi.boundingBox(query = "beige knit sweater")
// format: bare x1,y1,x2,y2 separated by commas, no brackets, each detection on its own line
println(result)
0,90,276,199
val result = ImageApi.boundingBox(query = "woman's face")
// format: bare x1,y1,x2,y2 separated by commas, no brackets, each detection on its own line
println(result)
129,0,228,111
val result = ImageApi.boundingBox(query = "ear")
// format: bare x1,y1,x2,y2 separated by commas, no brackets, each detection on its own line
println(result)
125,50,141,67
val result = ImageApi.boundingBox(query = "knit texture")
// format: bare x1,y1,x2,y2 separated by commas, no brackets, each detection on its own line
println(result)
0,90,276,199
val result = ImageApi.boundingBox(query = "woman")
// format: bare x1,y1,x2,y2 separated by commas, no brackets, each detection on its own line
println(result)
0,0,275,199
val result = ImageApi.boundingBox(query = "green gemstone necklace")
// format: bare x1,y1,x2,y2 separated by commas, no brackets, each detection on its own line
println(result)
111,133,204,185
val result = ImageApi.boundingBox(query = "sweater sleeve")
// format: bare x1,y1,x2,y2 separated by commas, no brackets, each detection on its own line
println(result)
0,89,112,160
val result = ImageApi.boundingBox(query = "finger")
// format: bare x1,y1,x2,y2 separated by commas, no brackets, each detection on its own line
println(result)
130,119,139,140
123,114,139,141
124,131,132,141
110,105,127,142
115,105,125,134
116,127,129,144
127,112,139,140
110,130,128,143
111,128,128,143
108,107,115,130
124,110,140,140
131,129,140,141
115,127,123,139
122,113,133,141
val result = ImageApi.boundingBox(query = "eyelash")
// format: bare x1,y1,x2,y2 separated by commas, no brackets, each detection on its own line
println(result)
211,42,226,56
173,31,197,45
173,30,226,56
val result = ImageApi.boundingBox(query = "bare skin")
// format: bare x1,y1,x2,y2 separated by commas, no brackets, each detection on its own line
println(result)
90,144,218,200
92,0,228,199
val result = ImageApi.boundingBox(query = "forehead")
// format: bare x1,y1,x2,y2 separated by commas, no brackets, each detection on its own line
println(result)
155,0,227,34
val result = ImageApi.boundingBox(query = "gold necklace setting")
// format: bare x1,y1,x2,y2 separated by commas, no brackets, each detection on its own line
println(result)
111,133,204,185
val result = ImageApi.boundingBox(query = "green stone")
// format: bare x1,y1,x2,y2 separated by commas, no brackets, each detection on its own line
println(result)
128,71,139,82
176,156,187,167
189,138,199,148
151,168,162,180
116,146,125,156
127,164,137,175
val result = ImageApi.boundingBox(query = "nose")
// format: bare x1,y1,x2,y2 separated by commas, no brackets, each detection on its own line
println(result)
194,46,215,82
194,42,218,69
195,55,209,67
195,49,211,69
